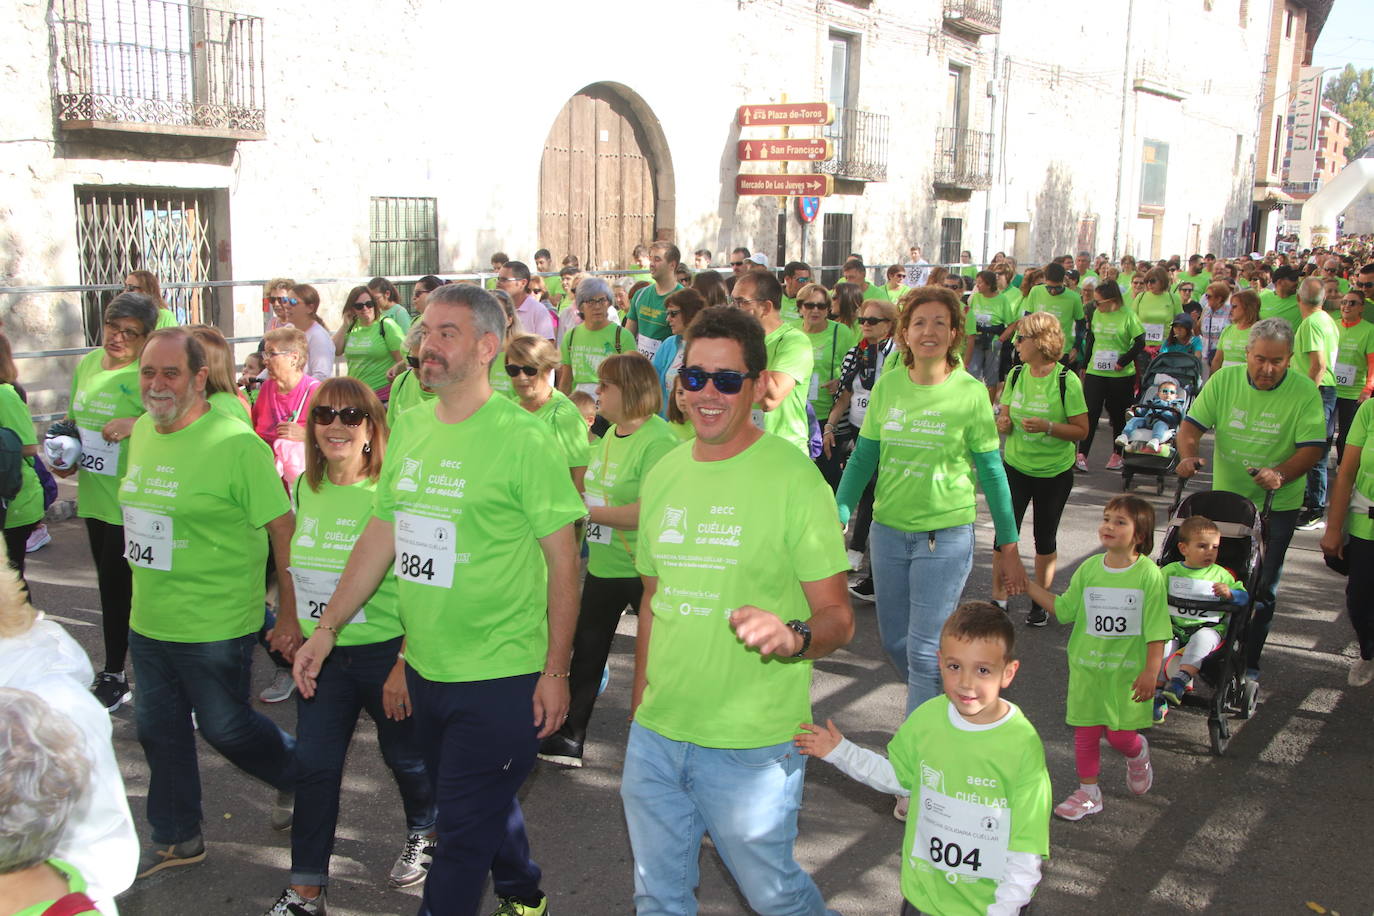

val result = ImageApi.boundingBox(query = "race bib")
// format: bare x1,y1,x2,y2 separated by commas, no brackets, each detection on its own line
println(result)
585,521,613,545
289,566,367,625
1143,323,1165,344
913,787,1009,881
636,335,661,359
77,426,121,477
393,511,456,588
751,407,767,431
850,392,870,427
1335,362,1358,387
1093,350,1120,372
1168,576,1224,622
1083,586,1143,637
808,373,820,401
123,506,173,571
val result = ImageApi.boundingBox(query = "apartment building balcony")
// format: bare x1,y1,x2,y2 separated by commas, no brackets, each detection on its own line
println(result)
933,127,993,191
942,0,1001,37
818,108,889,183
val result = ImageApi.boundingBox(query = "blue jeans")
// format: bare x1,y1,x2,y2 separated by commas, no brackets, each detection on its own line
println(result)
1122,416,1172,442
1304,385,1338,510
870,521,975,714
292,636,435,887
406,669,542,916
128,631,297,845
1247,508,1300,673
620,722,836,916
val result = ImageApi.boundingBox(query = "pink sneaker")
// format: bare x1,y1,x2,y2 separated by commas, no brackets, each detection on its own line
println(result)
1105,453,1124,470
1053,788,1103,821
1126,737,1153,795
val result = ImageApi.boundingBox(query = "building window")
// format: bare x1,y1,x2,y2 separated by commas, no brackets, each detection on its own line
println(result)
75,186,217,345
947,65,968,130
776,211,788,273
821,213,853,287
1140,140,1169,208
1284,10,1293,38
1076,218,1098,254
939,218,964,265
369,197,439,292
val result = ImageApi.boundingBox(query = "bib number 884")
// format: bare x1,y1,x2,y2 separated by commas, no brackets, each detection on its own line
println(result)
929,836,981,872
399,551,436,581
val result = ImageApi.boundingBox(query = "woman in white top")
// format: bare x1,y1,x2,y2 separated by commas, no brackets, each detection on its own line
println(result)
284,285,335,381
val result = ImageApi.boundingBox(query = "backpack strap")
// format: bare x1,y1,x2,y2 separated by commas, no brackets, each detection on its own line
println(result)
614,326,624,354
41,892,98,916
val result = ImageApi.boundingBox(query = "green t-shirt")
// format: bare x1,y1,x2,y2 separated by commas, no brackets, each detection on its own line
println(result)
884,284,912,305
532,389,591,469
628,283,682,344
70,349,144,525
374,395,585,682
1176,270,1212,293
1159,560,1241,637
344,318,405,391
1294,308,1340,388
1216,322,1249,369
386,368,437,427
860,368,999,532
559,322,628,392
155,308,179,329
120,408,289,642
1000,365,1088,477
208,390,251,426
1258,290,1301,330
1022,286,1084,355
546,274,565,303
634,433,848,747
291,476,401,647
761,323,814,455
489,354,515,400
383,303,413,333
1334,319,1374,399
1055,554,1172,730
1345,398,1374,540
780,295,802,327
1086,306,1145,378
0,384,41,528
803,321,855,423
1186,366,1326,512
964,292,1011,336
585,415,680,579
13,859,98,916
889,698,1051,915
1133,290,1179,346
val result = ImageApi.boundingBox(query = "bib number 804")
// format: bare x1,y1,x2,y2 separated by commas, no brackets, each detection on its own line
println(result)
929,836,981,872
1094,615,1128,633
399,552,435,581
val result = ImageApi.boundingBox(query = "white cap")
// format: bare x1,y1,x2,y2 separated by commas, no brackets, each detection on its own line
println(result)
1249,251,1262,259
748,252,769,268
43,435,81,471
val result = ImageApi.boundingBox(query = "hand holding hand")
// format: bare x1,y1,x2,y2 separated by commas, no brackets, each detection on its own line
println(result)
794,719,843,758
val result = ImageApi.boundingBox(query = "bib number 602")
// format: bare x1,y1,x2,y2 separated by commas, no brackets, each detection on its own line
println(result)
1094,615,1128,633
399,552,435,581
929,836,981,872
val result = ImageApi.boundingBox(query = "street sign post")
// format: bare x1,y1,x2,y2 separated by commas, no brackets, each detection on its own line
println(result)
736,103,835,127
735,174,834,197
737,138,834,162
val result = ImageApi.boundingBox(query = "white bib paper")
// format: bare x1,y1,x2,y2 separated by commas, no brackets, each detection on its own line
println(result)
913,786,1009,881
1143,323,1165,343
123,506,173,571
636,335,661,359
808,373,820,401
394,511,456,589
1335,362,1357,387
1093,350,1120,373
1168,576,1224,621
585,521,613,545
289,566,367,625
78,426,121,477
1083,586,1144,637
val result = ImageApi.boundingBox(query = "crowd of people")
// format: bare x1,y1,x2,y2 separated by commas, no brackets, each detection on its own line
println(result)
2,234,1373,916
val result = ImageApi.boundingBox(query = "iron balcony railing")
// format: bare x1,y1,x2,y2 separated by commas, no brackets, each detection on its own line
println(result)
942,0,1001,35
53,0,265,139
933,127,994,190
819,108,889,182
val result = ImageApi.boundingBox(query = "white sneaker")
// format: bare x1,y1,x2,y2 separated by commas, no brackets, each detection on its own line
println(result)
1114,434,1129,449
846,548,865,571
1074,453,1089,472
25,524,51,553
1349,657,1374,687
1146,438,1161,453
259,669,296,704
893,795,910,822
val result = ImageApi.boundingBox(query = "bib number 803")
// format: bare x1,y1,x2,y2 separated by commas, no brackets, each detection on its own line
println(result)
1094,615,1128,633
929,836,981,872
399,552,435,581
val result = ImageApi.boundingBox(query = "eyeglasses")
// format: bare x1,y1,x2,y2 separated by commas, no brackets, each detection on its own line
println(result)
801,302,829,311
1044,285,1064,294
730,297,768,308
680,366,757,394
353,300,375,309
124,284,145,293
265,296,299,306
856,316,891,326
1355,281,1374,289
104,323,144,341
581,297,610,307
263,350,296,359
311,405,368,427
665,309,682,318
505,363,540,377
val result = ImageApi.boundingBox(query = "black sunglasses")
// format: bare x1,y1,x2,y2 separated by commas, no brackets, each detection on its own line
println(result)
801,302,828,310
268,296,300,306
730,261,745,267
312,405,368,427
505,363,540,377
856,316,890,326
680,366,756,395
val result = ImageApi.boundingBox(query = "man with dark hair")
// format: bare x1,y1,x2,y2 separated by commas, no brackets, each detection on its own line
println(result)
1075,251,1098,280
733,271,813,454
730,247,752,280
693,249,713,270
498,260,555,342
623,305,853,916
1260,266,1302,329
1358,263,1374,303
534,249,564,307
1017,262,1085,366
780,261,813,325
1180,254,1211,292
841,258,883,301
625,242,683,359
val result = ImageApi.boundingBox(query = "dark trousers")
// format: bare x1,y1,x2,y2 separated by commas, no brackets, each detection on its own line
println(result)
1337,396,1361,463
407,669,542,916
291,636,436,887
814,430,853,491
1304,385,1338,511
1345,535,1374,661
85,518,133,674
1081,373,1136,458
1247,508,1300,672
1000,464,1075,555
2,522,35,597
561,573,641,744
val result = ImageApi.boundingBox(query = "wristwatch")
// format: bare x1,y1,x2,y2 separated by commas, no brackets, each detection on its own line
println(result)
785,619,812,657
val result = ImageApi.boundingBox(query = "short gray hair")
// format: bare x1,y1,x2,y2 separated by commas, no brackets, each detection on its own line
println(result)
0,688,90,873
427,283,505,343
104,291,160,336
1246,316,1295,353
575,277,613,308
1297,277,1326,308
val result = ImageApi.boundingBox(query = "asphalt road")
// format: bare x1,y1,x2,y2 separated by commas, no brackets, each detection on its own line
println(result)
27,439,1373,916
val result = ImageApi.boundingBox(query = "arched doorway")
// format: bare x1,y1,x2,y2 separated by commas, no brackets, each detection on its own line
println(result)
538,83,674,269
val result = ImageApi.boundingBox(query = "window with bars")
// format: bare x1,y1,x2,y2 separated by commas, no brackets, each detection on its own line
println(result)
939,218,963,265
369,197,438,302
75,186,217,345
821,213,853,287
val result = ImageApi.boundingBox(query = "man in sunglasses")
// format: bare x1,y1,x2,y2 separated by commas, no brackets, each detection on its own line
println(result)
1016,262,1085,368
624,242,684,362
732,272,814,456
294,283,584,916
729,247,752,281
119,328,300,879
780,261,813,326
1356,263,1374,303
624,305,853,915
498,261,556,344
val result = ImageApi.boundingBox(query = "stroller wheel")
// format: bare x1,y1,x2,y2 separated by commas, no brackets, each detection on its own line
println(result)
1239,679,1259,719
1156,476,1166,495
1208,717,1231,756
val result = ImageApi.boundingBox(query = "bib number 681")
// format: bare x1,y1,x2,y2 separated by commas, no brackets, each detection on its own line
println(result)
929,836,981,872
399,551,435,581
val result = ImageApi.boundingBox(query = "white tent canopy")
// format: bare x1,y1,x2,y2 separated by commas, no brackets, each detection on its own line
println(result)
1299,147,1374,248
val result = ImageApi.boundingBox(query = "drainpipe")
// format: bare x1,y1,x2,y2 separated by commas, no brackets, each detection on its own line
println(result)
981,24,1002,266
1111,0,1135,258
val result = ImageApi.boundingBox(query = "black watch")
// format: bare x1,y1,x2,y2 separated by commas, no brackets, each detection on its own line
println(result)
785,619,812,657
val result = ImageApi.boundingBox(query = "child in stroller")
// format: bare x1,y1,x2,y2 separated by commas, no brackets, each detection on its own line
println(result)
1116,377,1185,455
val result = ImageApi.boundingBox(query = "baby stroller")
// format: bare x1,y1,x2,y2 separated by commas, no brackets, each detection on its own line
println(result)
1156,479,1272,755
1121,350,1204,494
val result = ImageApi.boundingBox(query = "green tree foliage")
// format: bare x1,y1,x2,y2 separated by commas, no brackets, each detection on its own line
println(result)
1323,64,1374,162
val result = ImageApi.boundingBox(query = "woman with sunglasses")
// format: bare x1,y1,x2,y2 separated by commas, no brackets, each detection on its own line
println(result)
124,270,179,328
252,327,320,451
280,284,334,381
334,286,404,404
1333,291,1374,461
1076,281,1144,473
649,288,708,417
835,288,1027,788
797,283,854,487
262,377,436,916
54,292,159,712
1132,266,1179,359
506,334,589,491
538,354,678,769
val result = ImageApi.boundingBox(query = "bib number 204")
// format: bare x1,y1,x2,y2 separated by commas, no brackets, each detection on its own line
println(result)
126,541,154,566
929,836,981,872
1094,615,1129,633
399,552,436,581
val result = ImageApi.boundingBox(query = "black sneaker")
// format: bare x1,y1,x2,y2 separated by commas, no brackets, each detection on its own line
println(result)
137,835,206,879
848,576,874,602
92,671,132,712
1025,604,1049,627
537,733,584,768
1296,509,1325,531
